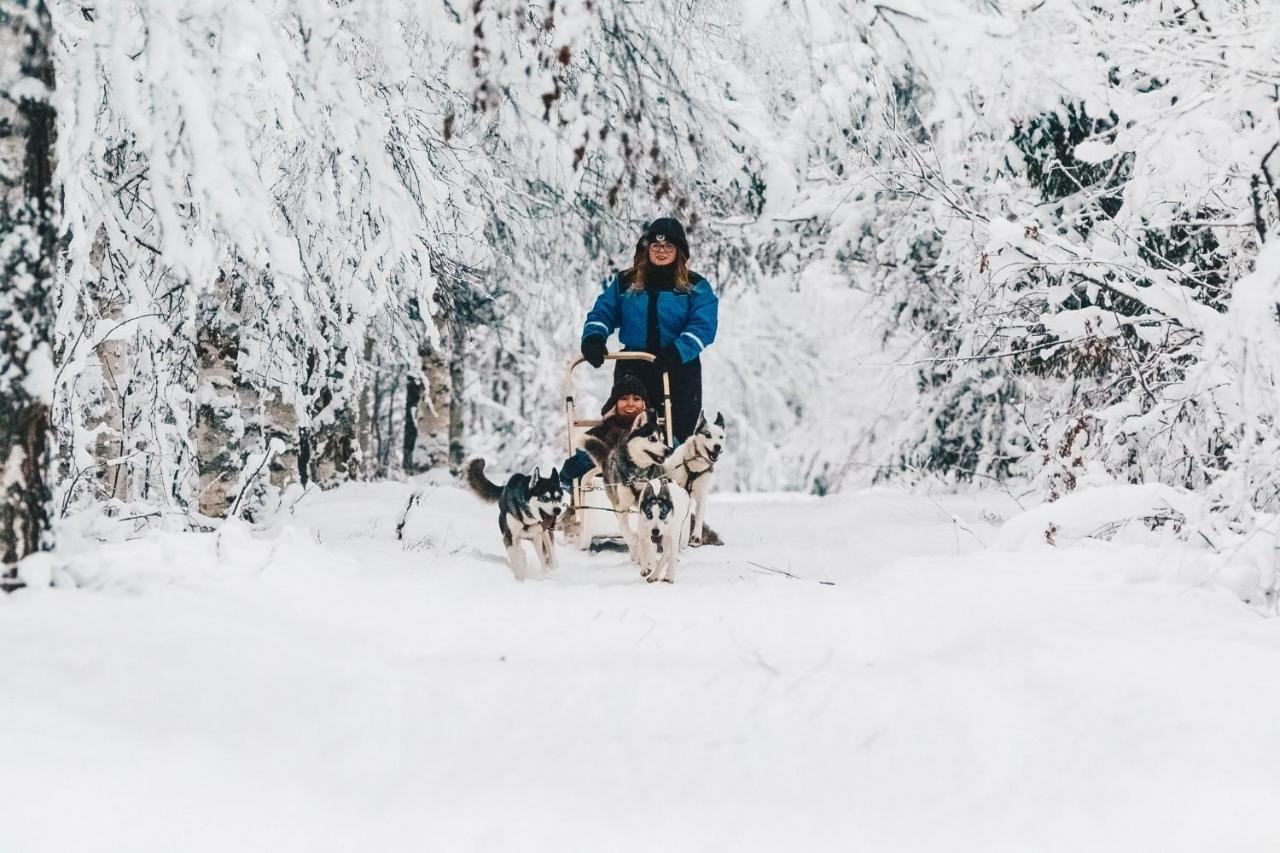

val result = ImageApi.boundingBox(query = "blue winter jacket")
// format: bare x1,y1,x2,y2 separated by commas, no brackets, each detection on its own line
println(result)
580,272,719,364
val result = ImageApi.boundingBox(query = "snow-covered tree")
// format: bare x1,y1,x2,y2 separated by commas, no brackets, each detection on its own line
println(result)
47,0,608,522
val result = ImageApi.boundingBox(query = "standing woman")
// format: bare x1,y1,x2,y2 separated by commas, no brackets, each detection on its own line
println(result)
579,217,718,444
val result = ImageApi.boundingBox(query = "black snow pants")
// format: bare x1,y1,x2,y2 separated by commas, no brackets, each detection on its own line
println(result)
614,352,702,444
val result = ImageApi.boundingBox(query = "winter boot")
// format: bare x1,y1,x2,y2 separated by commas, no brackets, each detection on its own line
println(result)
692,521,723,546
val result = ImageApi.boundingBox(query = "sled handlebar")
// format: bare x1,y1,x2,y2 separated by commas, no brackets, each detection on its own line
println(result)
566,351,655,370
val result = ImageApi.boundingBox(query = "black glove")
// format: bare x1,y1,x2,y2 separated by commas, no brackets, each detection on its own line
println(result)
581,335,607,368
655,344,683,373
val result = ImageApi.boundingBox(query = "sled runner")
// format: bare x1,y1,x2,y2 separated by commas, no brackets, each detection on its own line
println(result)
563,352,673,550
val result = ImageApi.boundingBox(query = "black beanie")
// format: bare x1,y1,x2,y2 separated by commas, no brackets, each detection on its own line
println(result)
641,217,690,256
601,373,650,415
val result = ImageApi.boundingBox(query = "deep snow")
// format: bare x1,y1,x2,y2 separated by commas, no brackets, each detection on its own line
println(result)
3,481,1280,852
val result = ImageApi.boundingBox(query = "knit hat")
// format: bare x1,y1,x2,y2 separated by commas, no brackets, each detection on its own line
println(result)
640,217,690,256
600,373,650,415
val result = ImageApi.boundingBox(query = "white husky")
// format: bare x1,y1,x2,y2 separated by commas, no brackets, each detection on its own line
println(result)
661,411,725,544
636,478,693,584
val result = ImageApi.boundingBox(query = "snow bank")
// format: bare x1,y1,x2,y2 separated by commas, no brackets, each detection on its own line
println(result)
994,483,1201,550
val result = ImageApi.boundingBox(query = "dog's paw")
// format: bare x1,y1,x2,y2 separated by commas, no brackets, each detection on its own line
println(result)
646,574,660,583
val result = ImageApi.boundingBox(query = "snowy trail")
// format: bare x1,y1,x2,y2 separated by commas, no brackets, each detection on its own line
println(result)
4,483,1280,852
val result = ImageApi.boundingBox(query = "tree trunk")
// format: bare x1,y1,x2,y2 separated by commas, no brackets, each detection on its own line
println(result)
448,331,466,474
406,340,453,472
194,273,303,521
358,337,376,478
301,341,360,488
193,274,243,519
402,375,422,472
92,333,129,503
0,0,56,591
264,391,299,498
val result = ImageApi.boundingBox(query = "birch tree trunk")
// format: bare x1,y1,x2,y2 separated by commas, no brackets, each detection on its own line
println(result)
448,331,466,474
355,335,376,479
193,274,242,519
405,341,452,472
0,0,56,591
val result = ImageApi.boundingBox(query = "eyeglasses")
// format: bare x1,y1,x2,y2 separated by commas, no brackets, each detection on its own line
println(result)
647,237,674,250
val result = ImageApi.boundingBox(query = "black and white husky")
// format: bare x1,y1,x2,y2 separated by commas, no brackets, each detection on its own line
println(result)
661,411,725,544
636,478,692,583
466,459,568,578
582,411,671,558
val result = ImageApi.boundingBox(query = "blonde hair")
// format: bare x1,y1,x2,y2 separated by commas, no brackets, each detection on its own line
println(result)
626,245,693,293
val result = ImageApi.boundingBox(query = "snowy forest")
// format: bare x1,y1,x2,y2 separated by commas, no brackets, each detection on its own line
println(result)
5,1,1280,848
5,0,1280,577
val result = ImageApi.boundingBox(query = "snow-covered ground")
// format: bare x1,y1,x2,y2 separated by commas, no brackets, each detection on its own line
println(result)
4,481,1280,852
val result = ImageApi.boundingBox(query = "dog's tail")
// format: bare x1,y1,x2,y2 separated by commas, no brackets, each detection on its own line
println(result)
466,458,504,503
581,436,609,471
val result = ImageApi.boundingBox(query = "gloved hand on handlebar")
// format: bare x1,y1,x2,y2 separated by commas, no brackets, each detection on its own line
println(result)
581,335,607,368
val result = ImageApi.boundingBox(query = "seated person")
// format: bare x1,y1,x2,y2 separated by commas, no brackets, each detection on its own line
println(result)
560,374,651,486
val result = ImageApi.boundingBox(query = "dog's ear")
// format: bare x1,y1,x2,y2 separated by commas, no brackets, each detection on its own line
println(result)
631,410,649,431
530,467,541,486
548,467,560,486
695,411,707,431
714,411,725,428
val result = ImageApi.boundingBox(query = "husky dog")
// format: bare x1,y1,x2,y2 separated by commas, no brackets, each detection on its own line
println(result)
636,479,692,583
582,410,672,557
466,459,568,578
661,411,725,545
